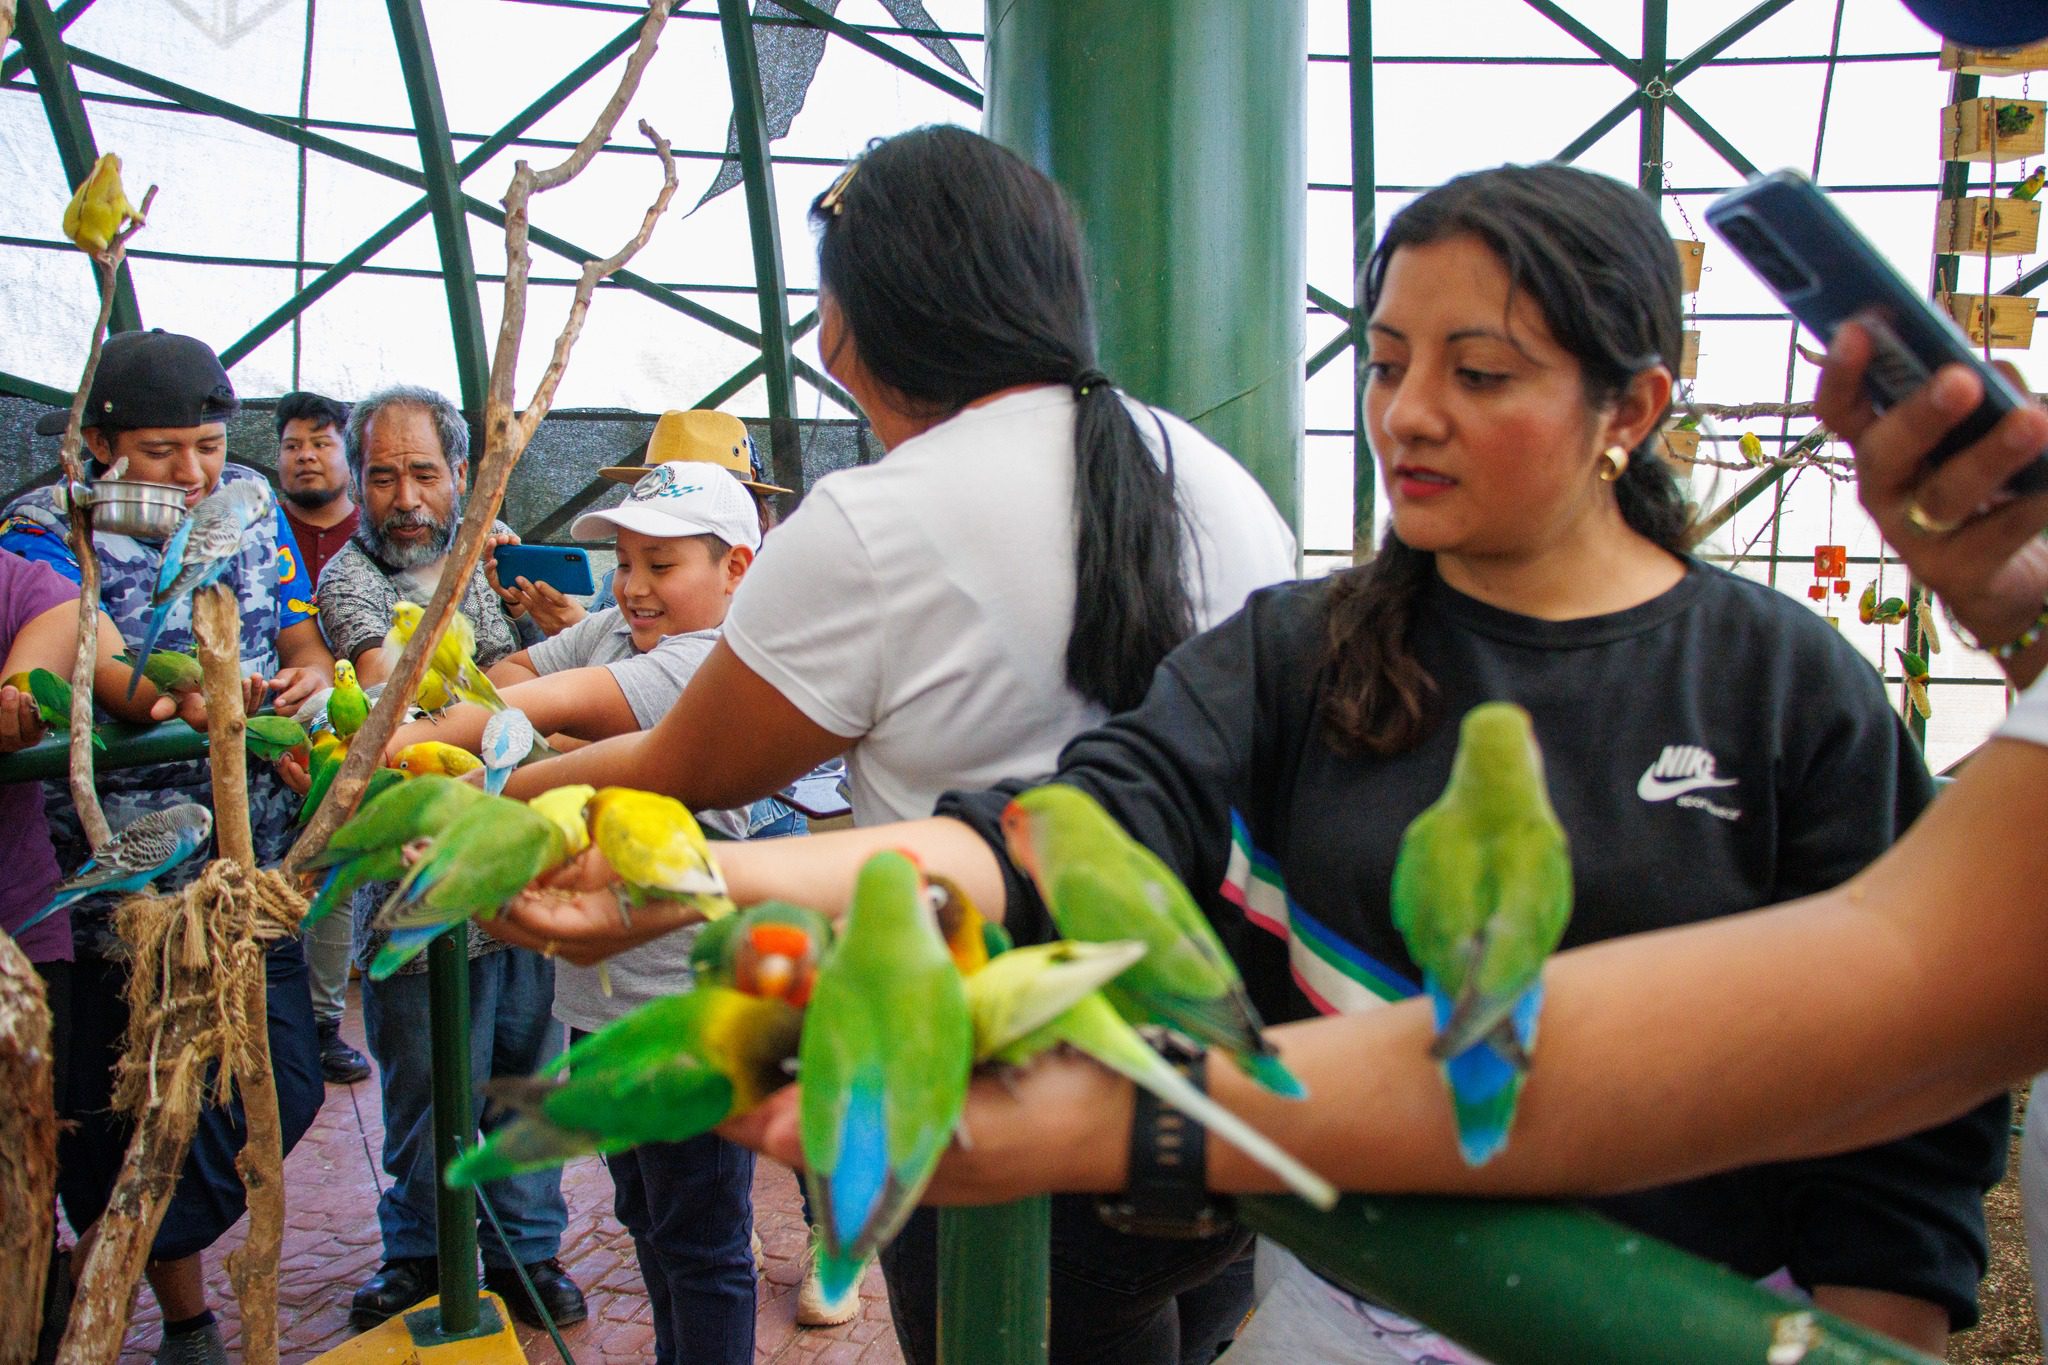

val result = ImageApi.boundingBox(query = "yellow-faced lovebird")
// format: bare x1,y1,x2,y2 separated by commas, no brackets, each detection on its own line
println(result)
4,668,105,751
480,707,534,796
691,902,834,1006
588,787,735,922
326,659,370,740
62,152,146,255
927,871,1011,975
447,984,804,1187
988,987,1339,1211
300,772,480,927
23,803,213,934
1390,702,1572,1167
1000,784,1306,1099
385,602,504,714
392,741,483,778
1896,649,1933,720
369,784,594,978
964,938,1146,1062
127,480,269,693
799,850,971,1305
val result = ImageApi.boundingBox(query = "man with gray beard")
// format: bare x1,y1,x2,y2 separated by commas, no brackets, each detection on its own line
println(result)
314,385,585,1333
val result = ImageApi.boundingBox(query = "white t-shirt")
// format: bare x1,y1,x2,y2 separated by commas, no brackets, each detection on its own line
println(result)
724,386,1297,825
1999,670,2048,748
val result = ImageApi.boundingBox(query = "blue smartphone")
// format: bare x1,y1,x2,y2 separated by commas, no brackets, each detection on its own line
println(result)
1706,168,2048,494
493,543,596,597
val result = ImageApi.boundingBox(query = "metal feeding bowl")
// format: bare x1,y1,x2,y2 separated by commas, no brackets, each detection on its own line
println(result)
88,480,188,539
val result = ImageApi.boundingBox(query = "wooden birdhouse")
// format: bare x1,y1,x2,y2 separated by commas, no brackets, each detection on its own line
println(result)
1813,545,1847,579
1940,291,2039,348
1941,97,2048,162
1660,426,1700,470
1678,330,1701,380
1940,41,2048,76
1674,238,1705,293
1936,196,2043,256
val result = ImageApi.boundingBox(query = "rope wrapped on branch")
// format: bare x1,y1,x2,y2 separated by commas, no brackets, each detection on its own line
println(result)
57,861,303,1365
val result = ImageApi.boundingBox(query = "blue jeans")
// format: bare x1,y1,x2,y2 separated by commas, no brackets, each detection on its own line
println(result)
362,948,567,1268
574,1031,757,1365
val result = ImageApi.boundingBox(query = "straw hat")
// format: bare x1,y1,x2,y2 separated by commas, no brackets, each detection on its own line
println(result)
598,409,791,495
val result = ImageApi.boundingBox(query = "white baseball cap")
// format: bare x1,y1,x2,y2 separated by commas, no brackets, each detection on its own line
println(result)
570,461,763,551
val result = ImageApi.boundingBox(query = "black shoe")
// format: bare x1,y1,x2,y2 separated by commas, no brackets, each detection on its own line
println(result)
349,1257,436,1330
318,1019,371,1084
484,1258,588,1328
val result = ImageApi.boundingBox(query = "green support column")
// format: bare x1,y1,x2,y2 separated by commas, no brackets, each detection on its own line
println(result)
386,0,491,425
1348,0,1374,560
986,0,1309,535
407,932,494,1342
13,0,141,335
717,0,804,502
1637,0,1668,195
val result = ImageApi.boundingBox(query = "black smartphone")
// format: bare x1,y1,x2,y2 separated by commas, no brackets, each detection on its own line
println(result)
492,543,597,597
1706,168,2048,494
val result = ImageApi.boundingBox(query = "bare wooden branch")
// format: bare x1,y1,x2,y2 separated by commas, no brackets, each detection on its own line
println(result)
0,933,56,1365
286,3,675,871
57,184,158,853
192,587,253,868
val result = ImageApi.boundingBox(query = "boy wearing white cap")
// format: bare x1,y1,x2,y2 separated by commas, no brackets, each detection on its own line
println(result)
382,462,767,1361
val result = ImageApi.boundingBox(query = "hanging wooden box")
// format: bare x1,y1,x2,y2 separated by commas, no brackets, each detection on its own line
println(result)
1674,238,1705,292
1941,97,2048,162
1939,291,2039,348
1660,427,1700,469
1940,41,2048,75
1678,330,1701,380
1936,196,2043,255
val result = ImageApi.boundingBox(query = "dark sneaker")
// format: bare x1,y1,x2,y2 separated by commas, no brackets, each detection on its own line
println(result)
484,1258,588,1328
151,1321,227,1365
318,1019,371,1084
349,1257,436,1330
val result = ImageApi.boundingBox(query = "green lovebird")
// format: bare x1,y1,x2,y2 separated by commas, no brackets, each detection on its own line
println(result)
1000,784,1305,1099
1390,701,1573,1167
242,714,309,762
6,668,105,750
992,990,1338,1211
326,659,370,740
296,731,347,826
368,784,595,978
117,649,205,697
964,937,1146,1061
300,772,484,927
798,850,971,1305
447,985,803,1186
691,901,834,1005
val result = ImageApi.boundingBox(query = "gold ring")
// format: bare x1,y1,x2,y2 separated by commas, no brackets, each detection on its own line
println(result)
1904,498,1966,536
541,939,559,959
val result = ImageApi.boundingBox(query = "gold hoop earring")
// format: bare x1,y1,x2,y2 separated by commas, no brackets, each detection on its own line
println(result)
1598,444,1629,483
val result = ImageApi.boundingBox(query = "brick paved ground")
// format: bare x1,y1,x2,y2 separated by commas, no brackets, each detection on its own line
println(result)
98,986,905,1364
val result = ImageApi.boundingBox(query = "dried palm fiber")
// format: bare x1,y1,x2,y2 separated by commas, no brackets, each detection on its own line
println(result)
0,931,56,1364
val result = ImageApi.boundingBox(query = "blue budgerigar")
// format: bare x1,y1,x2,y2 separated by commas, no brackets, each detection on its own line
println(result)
1390,702,1573,1166
127,480,269,695
480,707,535,797
21,803,214,934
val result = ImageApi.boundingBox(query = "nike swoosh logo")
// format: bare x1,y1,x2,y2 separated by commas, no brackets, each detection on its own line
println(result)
1637,771,1740,801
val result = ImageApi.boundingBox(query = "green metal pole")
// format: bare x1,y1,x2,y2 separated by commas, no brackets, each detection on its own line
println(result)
717,0,804,504
1637,0,1667,196
0,719,208,784
985,0,1309,535
385,0,492,426
412,932,489,1341
1348,0,1374,562
937,1198,1050,1364
1242,1196,1935,1365
13,0,142,334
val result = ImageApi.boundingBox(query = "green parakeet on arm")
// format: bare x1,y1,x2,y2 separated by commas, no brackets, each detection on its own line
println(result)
1000,783,1306,1099
798,850,971,1305
447,985,803,1186
964,938,1147,1062
1389,702,1573,1166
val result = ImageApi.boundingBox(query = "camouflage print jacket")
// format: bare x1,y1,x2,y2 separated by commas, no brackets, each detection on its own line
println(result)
0,464,315,948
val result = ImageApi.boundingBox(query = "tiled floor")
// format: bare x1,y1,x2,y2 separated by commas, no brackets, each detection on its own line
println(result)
101,988,905,1363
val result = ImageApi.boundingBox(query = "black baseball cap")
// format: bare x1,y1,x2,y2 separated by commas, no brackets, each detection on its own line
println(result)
1901,0,2048,47
35,329,240,435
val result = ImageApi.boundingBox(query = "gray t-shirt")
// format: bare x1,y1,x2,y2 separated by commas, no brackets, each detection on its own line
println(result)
530,606,747,1032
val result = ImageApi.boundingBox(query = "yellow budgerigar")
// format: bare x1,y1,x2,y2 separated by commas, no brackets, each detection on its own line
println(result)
63,153,146,256
385,601,504,713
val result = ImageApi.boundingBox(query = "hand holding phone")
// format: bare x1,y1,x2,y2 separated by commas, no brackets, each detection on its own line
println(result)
491,543,597,598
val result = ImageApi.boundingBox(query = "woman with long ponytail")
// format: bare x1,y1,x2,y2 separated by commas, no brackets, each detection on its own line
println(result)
492,124,1295,1360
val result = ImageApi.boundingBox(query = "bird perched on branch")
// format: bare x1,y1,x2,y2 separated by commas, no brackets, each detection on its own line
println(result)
2011,167,2046,201
61,153,146,257
1897,649,1933,719
22,803,213,934
1391,702,1573,1166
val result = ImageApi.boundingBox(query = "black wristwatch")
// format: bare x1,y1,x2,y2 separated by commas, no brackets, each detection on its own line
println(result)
1096,1035,1237,1240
